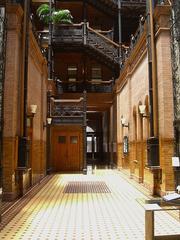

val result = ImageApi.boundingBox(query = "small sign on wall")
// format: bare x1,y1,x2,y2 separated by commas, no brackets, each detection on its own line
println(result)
172,157,180,167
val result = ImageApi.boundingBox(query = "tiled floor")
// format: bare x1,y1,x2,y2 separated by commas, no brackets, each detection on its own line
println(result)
0,169,180,239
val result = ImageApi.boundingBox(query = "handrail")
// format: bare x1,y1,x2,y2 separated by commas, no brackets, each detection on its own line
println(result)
57,80,113,84
87,25,120,48
87,25,128,51
86,80,113,84
51,97,84,103
54,22,84,28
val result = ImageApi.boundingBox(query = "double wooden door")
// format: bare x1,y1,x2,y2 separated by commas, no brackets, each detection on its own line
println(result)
52,130,80,172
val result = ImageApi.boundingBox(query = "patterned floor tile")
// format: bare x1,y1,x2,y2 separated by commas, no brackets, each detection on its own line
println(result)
0,170,180,239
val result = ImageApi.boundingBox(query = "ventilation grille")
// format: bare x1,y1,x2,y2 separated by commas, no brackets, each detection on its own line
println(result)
63,181,111,193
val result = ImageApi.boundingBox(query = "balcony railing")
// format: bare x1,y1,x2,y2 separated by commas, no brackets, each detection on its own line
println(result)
50,95,86,124
88,0,146,7
56,80,113,94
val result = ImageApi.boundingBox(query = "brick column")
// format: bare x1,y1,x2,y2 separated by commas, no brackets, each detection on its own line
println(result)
2,5,23,200
154,6,175,194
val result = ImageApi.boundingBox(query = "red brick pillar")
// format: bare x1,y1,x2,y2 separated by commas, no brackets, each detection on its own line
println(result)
2,5,23,200
154,6,175,194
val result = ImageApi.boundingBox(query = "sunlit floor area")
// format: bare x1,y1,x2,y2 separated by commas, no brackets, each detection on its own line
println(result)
0,169,180,239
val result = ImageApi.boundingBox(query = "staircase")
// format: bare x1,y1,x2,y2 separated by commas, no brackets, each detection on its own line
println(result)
44,22,128,68
86,24,121,66
39,23,128,67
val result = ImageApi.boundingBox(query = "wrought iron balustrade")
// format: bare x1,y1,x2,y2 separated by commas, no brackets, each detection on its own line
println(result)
52,23,84,44
38,22,128,67
56,80,113,94
87,0,146,8
50,96,85,124
87,25,120,65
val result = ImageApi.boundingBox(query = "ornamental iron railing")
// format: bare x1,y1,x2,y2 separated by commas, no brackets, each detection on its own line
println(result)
56,79,113,94
39,22,129,68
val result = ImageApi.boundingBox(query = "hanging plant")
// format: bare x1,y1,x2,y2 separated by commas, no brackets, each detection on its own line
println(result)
36,4,73,25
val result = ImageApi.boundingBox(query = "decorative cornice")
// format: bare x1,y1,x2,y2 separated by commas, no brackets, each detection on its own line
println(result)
115,30,147,93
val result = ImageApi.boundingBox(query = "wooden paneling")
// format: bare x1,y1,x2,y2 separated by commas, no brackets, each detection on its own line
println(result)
51,126,83,172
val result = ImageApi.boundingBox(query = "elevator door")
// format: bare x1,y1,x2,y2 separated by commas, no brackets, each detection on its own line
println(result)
53,131,80,171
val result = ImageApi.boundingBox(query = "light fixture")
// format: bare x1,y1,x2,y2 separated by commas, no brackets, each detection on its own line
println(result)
139,104,149,118
43,117,52,129
30,104,37,114
121,116,129,128
27,104,37,117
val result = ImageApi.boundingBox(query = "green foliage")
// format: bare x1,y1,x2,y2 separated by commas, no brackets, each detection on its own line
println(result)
36,4,73,25
52,10,73,24
36,4,51,25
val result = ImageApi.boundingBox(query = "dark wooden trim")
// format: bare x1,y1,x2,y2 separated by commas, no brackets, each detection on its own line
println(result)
155,235,180,240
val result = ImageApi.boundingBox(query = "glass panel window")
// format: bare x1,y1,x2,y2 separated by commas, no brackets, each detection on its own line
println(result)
68,65,77,82
94,136,97,153
70,136,78,144
87,136,92,152
91,66,102,82
58,136,66,143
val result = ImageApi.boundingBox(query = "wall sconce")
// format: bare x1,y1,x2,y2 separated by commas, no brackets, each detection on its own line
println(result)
43,117,52,129
139,104,149,118
121,116,129,128
30,104,37,114
27,104,37,118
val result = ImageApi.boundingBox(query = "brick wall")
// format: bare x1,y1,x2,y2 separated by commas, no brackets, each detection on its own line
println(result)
115,6,174,195
2,5,48,200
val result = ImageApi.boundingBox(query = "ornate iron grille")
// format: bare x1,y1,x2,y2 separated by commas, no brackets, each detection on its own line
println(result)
0,6,6,187
50,96,85,124
63,181,111,193
171,0,180,156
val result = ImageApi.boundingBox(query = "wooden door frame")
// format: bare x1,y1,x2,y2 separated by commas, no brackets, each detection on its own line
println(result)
51,125,83,172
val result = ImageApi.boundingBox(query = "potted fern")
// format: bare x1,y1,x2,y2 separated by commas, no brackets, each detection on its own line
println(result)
36,4,73,25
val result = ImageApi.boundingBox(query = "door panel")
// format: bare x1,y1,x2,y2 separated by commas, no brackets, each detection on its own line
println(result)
53,130,80,171
69,134,79,170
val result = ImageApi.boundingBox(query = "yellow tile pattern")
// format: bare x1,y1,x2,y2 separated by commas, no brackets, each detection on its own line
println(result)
0,170,180,239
